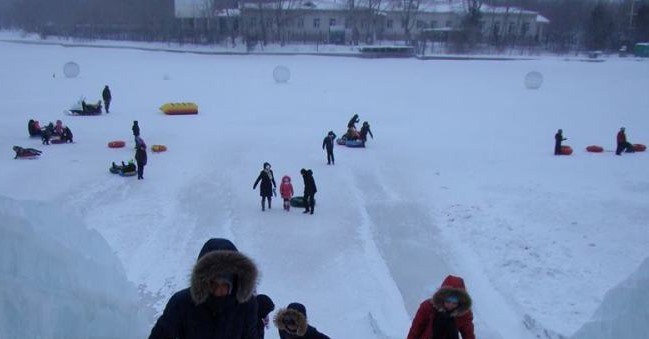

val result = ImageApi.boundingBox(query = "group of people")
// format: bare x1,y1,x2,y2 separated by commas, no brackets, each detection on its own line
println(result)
149,238,475,339
253,163,317,214
28,119,74,144
149,238,331,339
554,127,638,155
344,114,374,144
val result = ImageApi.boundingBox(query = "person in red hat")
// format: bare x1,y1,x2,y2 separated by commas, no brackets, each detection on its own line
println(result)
407,275,475,339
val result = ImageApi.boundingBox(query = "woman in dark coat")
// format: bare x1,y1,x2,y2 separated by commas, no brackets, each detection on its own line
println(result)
407,275,475,339
148,238,259,339
274,302,330,339
253,162,277,211
135,140,147,180
360,121,373,145
102,85,112,113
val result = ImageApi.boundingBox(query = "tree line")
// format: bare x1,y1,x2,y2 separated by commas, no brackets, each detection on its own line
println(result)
0,0,648,54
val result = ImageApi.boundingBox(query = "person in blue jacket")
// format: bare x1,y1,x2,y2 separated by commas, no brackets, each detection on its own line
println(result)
148,238,259,339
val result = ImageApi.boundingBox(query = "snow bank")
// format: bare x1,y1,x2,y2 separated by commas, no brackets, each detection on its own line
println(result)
571,257,649,339
0,196,151,339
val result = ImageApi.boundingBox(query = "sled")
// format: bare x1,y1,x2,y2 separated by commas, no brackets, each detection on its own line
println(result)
586,145,604,153
13,146,42,159
633,144,646,152
290,196,316,208
66,98,103,116
559,145,573,155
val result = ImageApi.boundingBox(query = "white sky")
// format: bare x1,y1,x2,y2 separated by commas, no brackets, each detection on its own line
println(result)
0,35,648,339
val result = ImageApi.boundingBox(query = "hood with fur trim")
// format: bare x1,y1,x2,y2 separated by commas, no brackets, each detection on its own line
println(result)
190,239,258,305
430,275,472,317
273,307,308,336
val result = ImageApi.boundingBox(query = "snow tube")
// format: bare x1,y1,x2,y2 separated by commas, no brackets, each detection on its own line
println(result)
633,144,646,152
586,145,604,153
336,138,346,145
290,196,316,208
108,140,126,148
120,171,137,177
559,145,573,155
345,139,365,148
151,144,167,152
160,102,198,115
50,138,66,144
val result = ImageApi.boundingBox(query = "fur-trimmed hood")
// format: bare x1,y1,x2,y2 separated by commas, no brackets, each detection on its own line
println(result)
430,275,472,317
190,238,258,305
273,306,308,336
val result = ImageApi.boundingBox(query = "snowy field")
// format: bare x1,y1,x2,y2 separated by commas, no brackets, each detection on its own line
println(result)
0,39,648,339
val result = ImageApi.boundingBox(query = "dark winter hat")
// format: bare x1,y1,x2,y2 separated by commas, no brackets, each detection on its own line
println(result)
191,238,258,305
256,294,275,318
263,162,271,169
133,120,138,124
287,302,307,318
300,168,306,175
197,238,238,260
328,131,334,136
306,169,313,176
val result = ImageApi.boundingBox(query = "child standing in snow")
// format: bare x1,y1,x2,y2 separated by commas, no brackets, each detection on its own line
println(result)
280,175,294,211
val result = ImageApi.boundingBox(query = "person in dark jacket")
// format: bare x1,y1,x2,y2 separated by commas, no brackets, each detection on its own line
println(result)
132,120,141,147
615,127,634,155
347,114,359,129
61,126,74,143
135,139,147,180
28,119,42,136
554,129,566,155
274,302,330,339
102,85,112,113
300,169,317,214
253,162,277,211
322,131,336,165
148,238,259,339
407,275,475,339
256,294,275,339
360,121,373,146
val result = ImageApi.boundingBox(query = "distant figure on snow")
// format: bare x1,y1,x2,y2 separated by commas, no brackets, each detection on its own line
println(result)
407,275,475,339
61,126,73,143
132,120,141,147
274,302,330,339
135,138,147,180
28,119,42,137
360,121,373,145
300,169,317,215
102,85,112,113
554,129,566,155
253,162,277,211
322,131,336,165
616,127,634,155
148,238,259,339
280,175,294,211
347,113,360,130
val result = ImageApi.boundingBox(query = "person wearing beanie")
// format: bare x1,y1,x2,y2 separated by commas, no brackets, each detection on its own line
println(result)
256,294,275,339
274,302,330,339
322,131,337,165
253,162,277,211
359,121,373,146
279,175,294,211
300,169,317,215
148,238,259,339
407,275,475,339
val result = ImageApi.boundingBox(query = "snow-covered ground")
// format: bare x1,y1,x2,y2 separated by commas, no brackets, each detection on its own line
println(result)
0,38,648,339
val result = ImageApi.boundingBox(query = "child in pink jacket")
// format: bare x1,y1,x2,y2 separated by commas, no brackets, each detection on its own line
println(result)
279,175,294,211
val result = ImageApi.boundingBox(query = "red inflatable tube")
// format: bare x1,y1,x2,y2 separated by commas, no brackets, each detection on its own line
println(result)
108,140,126,148
586,145,604,153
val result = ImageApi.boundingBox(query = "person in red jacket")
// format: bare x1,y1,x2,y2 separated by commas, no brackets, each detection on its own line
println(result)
615,127,634,155
407,275,475,339
280,175,294,211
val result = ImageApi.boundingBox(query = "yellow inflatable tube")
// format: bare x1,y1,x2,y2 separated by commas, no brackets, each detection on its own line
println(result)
160,102,198,115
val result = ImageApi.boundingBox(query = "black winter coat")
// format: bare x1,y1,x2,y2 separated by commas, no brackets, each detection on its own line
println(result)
132,123,140,137
135,146,147,166
279,326,330,339
149,290,258,339
347,115,359,129
322,134,336,151
253,170,276,197
302,171,317,195
360,125,373,141
102,87,112,101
